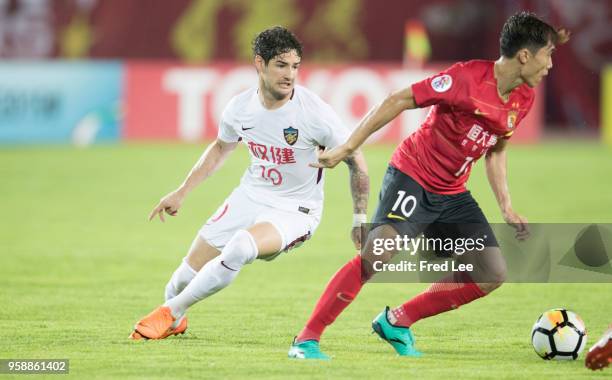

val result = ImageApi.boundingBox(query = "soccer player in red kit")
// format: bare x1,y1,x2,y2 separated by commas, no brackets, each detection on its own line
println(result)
288,12,569,359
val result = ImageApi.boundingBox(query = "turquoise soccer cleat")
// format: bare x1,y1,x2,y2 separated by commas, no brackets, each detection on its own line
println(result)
288,337,330,360
372,307,422,357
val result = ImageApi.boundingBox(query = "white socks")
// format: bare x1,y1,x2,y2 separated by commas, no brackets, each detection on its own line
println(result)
164,230,258,319
165,259,198,301
164,259,198,329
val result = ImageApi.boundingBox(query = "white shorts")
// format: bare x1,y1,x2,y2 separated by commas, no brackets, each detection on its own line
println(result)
199,187,321,259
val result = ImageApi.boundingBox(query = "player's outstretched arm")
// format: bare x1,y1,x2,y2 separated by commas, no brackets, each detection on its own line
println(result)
343,150,370,249
311,86,417,169
485,139,529,240
149,139,238,222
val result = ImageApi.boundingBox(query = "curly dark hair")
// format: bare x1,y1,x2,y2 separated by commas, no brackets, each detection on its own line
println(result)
252,26,303,64
500,12,568,58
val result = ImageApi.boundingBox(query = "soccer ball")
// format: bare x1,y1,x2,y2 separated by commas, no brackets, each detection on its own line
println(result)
531,308,587,360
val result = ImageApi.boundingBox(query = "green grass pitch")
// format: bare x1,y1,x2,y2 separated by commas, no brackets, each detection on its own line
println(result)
1,142,611,379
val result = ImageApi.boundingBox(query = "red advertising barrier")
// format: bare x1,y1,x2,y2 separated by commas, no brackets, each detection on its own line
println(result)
125,62,543,143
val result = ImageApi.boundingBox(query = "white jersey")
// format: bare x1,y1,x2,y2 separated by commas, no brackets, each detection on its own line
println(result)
217,85,350,216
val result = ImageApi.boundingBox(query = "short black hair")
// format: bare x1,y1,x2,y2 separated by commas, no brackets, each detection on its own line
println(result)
252,26,303,64
500,12,558,58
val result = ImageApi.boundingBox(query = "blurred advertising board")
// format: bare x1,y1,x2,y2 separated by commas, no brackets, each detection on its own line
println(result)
0,61,122,145
125,62,543,143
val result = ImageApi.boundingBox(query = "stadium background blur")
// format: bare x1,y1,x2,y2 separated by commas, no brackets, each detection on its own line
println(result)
1,0,611,379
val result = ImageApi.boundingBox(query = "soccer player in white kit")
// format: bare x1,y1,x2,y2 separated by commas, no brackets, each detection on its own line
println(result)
129,26,370,340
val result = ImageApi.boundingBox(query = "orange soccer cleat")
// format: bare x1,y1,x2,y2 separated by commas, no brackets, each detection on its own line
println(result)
160,316,188,339
585,325,612,371
129,315,188,340
129,306,176,340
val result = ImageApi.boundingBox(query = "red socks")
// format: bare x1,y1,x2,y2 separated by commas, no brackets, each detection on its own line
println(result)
390,272,486,328
296,255,365,342
296,257,488,342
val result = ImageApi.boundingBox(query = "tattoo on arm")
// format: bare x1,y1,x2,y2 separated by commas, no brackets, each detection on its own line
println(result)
344,155,369,214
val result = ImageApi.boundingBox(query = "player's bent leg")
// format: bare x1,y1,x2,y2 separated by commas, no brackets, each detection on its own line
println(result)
161,237,221,333
185,235,222,273
361,224,425,357
134,229,260,339
290,224,403,359
457,246,507,294
384,246,504,336
245,222,283,258
164,235,220,302
384,251,496,347
163,229,260,321
131,237,219,340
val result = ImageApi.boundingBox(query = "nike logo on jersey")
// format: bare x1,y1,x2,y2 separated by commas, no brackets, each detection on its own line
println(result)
241,125,255,131
387,212,407,221
474,108,489,116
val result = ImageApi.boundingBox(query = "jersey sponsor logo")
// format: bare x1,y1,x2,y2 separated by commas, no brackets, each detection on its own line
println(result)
247,142,296,164
507,110,518,129
431,74,452,93
283,126,299,145
460,124,498,156
241,125,255,131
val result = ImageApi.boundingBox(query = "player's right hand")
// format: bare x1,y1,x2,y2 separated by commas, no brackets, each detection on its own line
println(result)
148,190,184,222
309,144,352,169
502,208,529,240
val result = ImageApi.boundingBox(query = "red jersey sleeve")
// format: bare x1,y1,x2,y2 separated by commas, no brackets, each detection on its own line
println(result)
411,63,470,108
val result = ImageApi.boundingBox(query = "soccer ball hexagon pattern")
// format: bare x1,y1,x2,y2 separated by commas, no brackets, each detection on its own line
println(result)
531,308,587,360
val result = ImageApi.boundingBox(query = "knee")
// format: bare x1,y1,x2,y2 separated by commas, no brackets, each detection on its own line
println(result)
472,246,507,293
478,280,503,294
489,252,508,285
478,266,506,294
220,230,258,268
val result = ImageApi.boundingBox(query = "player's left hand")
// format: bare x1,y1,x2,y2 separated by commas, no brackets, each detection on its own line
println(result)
503,208,529,240
351,226,363,250
148,190,184,222
310,144,352,169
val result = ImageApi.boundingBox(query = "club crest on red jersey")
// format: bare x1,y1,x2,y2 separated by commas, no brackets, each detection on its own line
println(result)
507,110,518,129
283,126,298,145
431,74,452,93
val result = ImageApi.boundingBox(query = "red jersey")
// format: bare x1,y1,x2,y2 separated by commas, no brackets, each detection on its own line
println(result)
390,60,535,194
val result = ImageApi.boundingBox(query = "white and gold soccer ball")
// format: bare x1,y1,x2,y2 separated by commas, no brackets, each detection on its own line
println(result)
531,308,587,360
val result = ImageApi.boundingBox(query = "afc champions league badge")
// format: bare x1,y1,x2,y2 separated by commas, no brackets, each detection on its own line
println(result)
431,74,452,93
283,126,299,145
